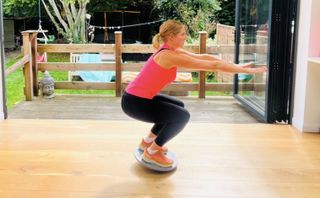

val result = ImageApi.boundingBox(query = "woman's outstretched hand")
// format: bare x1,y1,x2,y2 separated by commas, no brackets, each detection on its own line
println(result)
237,62,268,74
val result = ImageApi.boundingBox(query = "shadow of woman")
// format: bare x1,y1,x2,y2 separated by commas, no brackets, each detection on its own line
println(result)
96,163,176,198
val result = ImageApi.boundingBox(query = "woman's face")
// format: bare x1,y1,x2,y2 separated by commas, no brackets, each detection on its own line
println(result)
169,27,187,48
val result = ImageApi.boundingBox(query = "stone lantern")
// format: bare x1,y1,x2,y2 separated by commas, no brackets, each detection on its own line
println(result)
39,71,55,99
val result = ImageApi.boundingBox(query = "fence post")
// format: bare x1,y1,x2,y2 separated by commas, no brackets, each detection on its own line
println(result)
30,32,39,96
21,31,33,101
115,31,122,97
199,31,207,99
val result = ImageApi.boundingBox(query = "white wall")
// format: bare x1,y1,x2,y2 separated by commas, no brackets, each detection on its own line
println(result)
292,0,320,132
308,0,320,57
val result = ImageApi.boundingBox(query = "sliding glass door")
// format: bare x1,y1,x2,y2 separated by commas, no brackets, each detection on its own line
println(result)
234,0,297,123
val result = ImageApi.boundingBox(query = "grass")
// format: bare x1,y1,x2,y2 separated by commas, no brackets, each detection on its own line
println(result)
4,52,232,110
5,52,115,110
190,73,232,96
5,52,24,109
45,53,114,95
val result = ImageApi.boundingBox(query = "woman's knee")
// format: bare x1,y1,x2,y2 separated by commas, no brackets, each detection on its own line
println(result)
177,100,185,108
172,97,185,107
180,109,190,123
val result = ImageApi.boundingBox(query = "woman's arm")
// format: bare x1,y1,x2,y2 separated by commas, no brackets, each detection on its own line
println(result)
155,50,267,74
174,48,260,71
175,48,220,61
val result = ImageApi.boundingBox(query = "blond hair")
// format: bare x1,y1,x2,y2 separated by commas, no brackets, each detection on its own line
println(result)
152,19,186,49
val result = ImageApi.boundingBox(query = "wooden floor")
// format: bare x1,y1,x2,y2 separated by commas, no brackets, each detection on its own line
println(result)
0,119,320,197
8,95,261,123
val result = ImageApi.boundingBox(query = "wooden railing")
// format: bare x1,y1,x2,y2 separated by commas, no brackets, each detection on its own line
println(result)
18,30,266,101
5,55,29,77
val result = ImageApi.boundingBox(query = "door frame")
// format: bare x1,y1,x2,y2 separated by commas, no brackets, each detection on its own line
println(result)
234,0,298,123
0,0,8,120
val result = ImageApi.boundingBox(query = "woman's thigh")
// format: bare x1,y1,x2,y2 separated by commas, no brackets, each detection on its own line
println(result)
122,93,189,124
153,93,185,108
121,94,156,123
151,98,190,123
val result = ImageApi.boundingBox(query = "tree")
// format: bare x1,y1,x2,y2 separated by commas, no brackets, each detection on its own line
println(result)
86,0,146,13
153,0,221,39
41,0,89,43
2,0,38,17
214,0,235,26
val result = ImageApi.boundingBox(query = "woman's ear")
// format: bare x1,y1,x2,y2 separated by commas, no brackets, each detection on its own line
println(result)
168,33,175,41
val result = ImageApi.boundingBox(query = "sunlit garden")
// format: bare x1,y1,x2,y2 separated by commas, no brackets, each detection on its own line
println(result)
3,0,236,109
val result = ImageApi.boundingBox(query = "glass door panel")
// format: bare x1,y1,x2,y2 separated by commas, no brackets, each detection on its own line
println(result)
234,0,297,123
234,0,270,119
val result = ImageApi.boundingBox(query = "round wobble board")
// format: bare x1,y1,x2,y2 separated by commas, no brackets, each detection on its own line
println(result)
133,148,178,172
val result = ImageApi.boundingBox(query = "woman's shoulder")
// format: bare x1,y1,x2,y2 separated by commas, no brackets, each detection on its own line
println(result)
152,50,180,69
154,49,179,60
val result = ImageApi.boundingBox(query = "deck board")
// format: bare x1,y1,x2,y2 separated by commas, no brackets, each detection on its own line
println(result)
8,95,261,123
0,119,320,197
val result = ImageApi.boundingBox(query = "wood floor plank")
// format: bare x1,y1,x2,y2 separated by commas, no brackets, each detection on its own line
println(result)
0,119,320,197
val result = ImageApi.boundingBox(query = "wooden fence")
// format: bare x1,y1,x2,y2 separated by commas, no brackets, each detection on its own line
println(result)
8,30,266,101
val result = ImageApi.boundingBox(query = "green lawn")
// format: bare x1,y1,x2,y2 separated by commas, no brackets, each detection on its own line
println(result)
5,52,114,109
4,52,231,110
45,53,115,95
5,53,24,109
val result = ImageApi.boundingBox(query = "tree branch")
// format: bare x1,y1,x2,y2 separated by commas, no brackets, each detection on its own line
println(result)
70,3,78,20
59,0,74,27
41,0,66,36
48,0,69,32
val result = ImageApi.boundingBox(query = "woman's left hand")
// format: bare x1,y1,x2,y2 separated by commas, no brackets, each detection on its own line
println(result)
237,62,255,68
238,62,268,74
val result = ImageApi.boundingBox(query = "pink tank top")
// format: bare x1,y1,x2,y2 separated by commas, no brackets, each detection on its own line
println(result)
125,44,177,99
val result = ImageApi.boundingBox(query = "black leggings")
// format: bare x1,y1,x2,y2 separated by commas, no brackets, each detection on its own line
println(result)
121,92,190,146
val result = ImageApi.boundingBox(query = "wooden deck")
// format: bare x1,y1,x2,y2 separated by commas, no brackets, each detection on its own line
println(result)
0,119,320,197
8,95,261,123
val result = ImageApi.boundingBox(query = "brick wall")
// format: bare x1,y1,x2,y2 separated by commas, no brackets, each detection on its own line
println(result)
216,24,235,82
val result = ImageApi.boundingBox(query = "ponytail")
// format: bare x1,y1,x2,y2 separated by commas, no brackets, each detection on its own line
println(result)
152,33,162,49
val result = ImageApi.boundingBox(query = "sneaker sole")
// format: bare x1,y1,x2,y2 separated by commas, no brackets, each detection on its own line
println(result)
142,154,173,168
139,146,168,155
134,148,178,172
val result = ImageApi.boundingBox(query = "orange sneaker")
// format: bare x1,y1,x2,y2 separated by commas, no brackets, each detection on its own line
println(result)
142,148,173,167
138,138,168,154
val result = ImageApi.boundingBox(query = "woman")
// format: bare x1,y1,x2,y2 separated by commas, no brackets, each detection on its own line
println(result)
121,20,267,168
